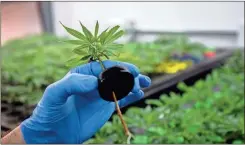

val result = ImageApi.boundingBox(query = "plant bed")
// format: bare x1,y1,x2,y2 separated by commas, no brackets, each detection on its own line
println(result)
87,51,244,144
1,34,73,132
112,49,233,114
119,69,213,113
107,49,233,121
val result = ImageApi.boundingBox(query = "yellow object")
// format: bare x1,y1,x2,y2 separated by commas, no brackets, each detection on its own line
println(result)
155,61,193,74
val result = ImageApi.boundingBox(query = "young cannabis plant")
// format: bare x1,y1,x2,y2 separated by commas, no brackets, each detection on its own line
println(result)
60,21,124,67
60,21,134,144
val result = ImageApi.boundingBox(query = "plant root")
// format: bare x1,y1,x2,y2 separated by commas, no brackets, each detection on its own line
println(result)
99,60,133,144
127,132,134,144
112,91,133,144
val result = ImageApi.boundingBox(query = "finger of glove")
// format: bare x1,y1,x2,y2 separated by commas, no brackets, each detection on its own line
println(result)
139,74,151,88
131,74,151,93
42,73,98,105
119,74,150,107
118,90,144,108
71,60,139,78
131,77,140,93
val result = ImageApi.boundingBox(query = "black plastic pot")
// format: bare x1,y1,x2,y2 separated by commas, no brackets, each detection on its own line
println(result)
98,66,135,102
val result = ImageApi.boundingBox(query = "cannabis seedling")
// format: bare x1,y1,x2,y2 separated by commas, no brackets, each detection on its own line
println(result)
60,21,134,144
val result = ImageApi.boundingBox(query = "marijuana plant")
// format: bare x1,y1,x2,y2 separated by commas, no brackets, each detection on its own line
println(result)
60,21,124,67
60,21,134,144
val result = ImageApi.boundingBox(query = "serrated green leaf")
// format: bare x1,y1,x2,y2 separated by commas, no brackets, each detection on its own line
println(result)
80,43,90,49
88,46,96,55
60,22,86,40
100,32,108,43
105,43,124,50
146,99,163,107
66,56,82,67
104,50,119,57
62,40,84,45
72,46,88,55
103,25,120,42
94,21,99,37
103,51,113,57
103,54,110,59
79,21,93,40
98,27,109,43
105,30,124,44
81,54,91,61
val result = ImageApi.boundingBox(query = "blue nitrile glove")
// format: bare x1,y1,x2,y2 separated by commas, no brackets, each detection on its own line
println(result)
20,60,151,144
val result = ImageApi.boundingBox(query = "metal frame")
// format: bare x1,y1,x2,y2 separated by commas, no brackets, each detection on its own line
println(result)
126,27,239,44
38,2,54,33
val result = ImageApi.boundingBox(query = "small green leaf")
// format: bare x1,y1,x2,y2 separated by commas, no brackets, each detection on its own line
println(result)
80,43,90,49
105,30,124,44
100,32,108,43
148,127,166,135
233,140,244,144
81,55,91,61
132,135,148,144
105,50,119,57
103,25,120,42
94,20,99,37
62,40,84,45
88,46,96,55
66,56,82,67
98,27,109,43
60,22,85,40
72,46,87,55
176,137,184,143
79,21,93,40
105,43,124,50
146,99,163,107
103,54,110,59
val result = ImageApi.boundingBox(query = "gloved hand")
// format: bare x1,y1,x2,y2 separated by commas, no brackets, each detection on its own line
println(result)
20,60,151,144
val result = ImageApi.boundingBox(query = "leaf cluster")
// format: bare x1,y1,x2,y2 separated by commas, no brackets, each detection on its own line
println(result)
60,21,125,67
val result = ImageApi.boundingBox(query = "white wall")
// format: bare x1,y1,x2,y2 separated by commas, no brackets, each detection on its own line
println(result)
52,2,244,48
52,2,74,37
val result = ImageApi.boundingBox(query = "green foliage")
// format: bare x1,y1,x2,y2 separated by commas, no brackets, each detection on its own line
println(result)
110,43,164,73
87,51,244,144
60,21,124,67
1,34,73,104
109,35,209,73
154,35,209,58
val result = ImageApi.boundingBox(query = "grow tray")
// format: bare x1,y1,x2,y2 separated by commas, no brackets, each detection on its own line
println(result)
121,49,234,111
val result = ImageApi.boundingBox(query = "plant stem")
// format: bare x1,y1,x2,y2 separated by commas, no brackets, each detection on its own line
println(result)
98,58,106,70
98,58,132,144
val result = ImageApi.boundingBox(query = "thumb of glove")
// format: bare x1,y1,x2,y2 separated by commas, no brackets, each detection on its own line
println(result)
41,73,98,106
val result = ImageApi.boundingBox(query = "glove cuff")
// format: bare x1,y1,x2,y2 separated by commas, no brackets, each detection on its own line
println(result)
20,118,61,143
20,120,48,143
